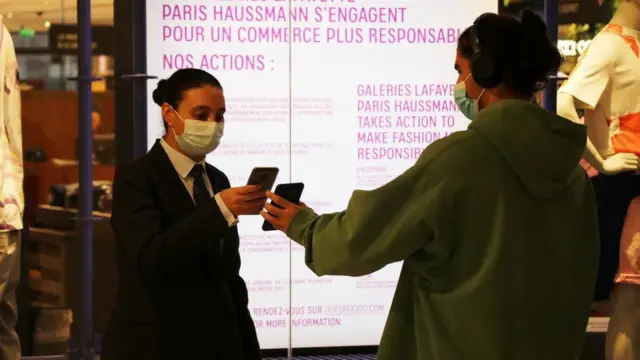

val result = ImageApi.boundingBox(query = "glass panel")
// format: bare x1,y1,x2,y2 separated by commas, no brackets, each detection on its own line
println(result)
11,32,49,48
143,0,294,354
288,0,497,353
144,0,502,357
14,53,113,91
9,0,117,355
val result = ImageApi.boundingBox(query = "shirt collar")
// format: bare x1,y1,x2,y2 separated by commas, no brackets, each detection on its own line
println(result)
159,138,206,179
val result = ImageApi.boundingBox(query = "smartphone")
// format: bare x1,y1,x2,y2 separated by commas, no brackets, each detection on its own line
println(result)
262,182,305,231
247,167,279,191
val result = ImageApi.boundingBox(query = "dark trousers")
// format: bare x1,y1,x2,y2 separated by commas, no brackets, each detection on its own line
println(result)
0,231,21,360
591,172,640,301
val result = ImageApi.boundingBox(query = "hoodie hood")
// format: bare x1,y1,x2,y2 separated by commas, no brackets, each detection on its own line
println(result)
469,99,586,199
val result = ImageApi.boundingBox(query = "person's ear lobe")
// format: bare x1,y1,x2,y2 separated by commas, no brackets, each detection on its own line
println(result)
161,103,174,127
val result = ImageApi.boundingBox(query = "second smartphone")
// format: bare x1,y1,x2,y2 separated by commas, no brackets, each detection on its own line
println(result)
262,182,305,231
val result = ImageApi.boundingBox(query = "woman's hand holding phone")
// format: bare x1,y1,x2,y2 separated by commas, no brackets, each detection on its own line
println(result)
219,185,267,216
260,191,307,232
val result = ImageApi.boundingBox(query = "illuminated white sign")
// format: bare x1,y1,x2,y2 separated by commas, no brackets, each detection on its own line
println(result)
557,39,592,57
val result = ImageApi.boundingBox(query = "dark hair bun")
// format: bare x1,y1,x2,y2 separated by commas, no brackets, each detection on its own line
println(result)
521,10,547,38
515,10,562,90
472,11,562,94
459,11,562,95
152,79,168,106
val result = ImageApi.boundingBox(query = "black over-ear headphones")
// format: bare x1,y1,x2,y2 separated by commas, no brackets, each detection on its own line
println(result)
470,16,503,89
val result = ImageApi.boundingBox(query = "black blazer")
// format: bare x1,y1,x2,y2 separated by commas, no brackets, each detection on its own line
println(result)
101,141,260,360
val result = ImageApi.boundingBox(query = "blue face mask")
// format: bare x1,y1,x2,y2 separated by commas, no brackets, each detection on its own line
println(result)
454,74,485,121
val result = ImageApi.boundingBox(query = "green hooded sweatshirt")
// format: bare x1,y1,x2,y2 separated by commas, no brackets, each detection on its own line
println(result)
287,100,600,360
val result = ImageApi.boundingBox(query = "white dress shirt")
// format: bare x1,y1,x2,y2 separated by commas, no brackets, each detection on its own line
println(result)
160,139,238,227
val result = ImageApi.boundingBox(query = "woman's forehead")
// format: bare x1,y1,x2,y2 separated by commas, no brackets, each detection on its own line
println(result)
181,86,224,108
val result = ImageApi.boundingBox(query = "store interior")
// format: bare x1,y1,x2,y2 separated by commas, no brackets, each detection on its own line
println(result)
0,0,629,359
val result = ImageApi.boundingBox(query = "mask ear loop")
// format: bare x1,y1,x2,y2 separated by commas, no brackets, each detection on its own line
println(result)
169,106,186,124
166,105,187,137
462,74,471,95
464,74,486,102
476,88,486,102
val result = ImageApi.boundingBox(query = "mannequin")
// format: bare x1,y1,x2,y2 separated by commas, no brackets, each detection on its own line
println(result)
0,17,24,360
558,0,640,176
557,2,640,359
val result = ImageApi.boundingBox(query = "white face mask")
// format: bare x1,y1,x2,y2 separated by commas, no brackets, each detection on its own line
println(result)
453,74,485,121
170,108,224,158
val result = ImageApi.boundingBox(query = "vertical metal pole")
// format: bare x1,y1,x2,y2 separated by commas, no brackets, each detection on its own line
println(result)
543,0,559,112
131,0,149,159
114,0,150,166
77,0,94,358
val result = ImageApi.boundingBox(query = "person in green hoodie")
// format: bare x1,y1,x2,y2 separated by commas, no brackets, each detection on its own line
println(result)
261,11,600,360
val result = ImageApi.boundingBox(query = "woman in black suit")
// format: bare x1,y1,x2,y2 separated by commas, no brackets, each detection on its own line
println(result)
102,68,266,360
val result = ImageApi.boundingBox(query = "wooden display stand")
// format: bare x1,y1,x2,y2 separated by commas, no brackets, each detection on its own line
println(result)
27,205,117,341
24,160,115,212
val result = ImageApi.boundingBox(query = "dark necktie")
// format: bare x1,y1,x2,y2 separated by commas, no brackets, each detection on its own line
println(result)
189,165,210,206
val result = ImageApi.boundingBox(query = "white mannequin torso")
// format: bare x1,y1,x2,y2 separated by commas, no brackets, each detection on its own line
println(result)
564,26,640,156
611,0,640,30
557,0,640,170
